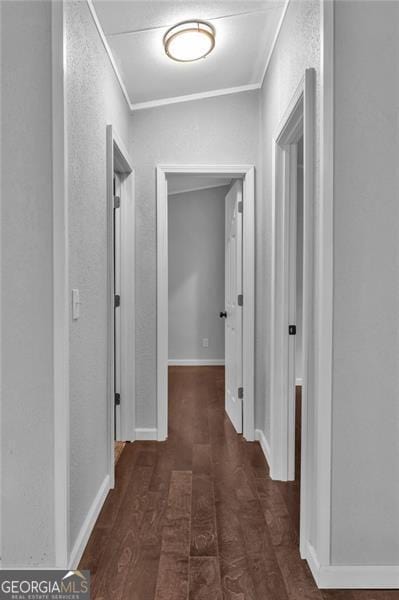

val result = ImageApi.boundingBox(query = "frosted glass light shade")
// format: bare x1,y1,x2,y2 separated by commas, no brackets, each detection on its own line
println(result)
164,21,215,62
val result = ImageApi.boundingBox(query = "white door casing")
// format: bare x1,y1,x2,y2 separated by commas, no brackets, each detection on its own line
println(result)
156,165,255,443
224,181,243,433
114,173,122,440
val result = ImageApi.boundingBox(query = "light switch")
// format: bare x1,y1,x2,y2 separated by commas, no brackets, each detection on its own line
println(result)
202,338,209,348
72,289,80,320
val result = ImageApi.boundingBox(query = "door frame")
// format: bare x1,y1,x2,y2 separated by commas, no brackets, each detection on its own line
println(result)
106,125,135,487
270,69,315,554
156,165,255,442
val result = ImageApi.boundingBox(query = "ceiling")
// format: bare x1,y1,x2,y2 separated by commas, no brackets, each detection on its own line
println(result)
91,0,287,110
167,174,232,195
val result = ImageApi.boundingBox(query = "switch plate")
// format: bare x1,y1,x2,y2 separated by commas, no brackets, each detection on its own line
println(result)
72,289,80,320
202,338,209,348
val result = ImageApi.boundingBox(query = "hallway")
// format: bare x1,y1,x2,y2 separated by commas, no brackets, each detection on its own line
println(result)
79,367,396,599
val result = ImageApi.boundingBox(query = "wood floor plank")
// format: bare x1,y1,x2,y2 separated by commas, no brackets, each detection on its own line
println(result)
189,556,223,600
191,444,218,556
89,461,155,600
256,477,299,547
275,545,324,600
154,471,192,600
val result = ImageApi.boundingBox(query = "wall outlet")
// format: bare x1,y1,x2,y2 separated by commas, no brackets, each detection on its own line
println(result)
202,338,209,348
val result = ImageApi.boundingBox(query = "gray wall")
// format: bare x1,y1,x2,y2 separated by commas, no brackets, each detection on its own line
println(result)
65,0,130,554
130,91,259,428
331,0,399,565
1,0,55,566
168,186,226,362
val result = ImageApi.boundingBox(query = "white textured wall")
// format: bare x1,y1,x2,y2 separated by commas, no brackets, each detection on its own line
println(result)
1,0,55,566
331,0,399,565
258,0,320,546
168,186,226,362
65,1,130,553
130,92,259,428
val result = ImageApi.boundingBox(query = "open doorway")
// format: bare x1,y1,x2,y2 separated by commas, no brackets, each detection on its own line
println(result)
167,176,246,435
271,69,315,557
156,166,255,442
106,126,136,486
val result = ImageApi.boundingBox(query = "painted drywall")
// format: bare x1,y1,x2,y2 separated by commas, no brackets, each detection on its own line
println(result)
258,0,320,547
331,0,399,565
168,186,227,362
1,0,55,566
65,0,130,554
130,91,259,428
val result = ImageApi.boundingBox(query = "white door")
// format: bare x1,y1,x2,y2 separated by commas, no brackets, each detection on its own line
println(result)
114,173,122,440
223,181,243,433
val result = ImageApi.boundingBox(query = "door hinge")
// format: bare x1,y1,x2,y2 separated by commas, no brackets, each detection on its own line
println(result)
238,387,244,399
238,200,243,213
115,392,121,406
114,195,120,209
289,324,296,335
237,294,243,307
115,294,120,308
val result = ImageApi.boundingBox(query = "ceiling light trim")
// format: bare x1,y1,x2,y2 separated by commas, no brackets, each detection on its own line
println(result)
107,9,271,38
131,83,260,111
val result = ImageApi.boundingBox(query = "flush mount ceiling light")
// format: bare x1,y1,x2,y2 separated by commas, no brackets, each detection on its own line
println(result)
163,21,216,63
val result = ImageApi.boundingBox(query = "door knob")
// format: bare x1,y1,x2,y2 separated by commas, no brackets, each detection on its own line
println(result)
219,311,227,318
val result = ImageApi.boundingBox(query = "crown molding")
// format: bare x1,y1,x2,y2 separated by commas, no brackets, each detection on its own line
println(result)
260,0,290,87
86,0,291,113
86,0,134,110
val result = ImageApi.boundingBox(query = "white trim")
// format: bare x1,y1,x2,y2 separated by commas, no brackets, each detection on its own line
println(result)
135,428,158,441
271,73,310,481
255,429,272,474
306,542,399,589
106,126,116,487
169,183,231,196
260,0,290,87
114,132,136,444
132,84,259,111
52,0,70,568
241,167,255,441
106,125,136,478
168,359,225,366
157,165,255,443
160,165,254,175
86,0,133,110
270,70,316,567
68,475,110,569
316,0,334,567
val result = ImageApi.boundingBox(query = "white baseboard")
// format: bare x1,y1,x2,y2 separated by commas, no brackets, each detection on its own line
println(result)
69,474,110,569
168,359,225,366
255,428,272,473
135,427,158,441
306,541,399,589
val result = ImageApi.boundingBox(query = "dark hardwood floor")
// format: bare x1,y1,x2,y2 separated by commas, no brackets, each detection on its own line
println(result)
80,366,398,600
